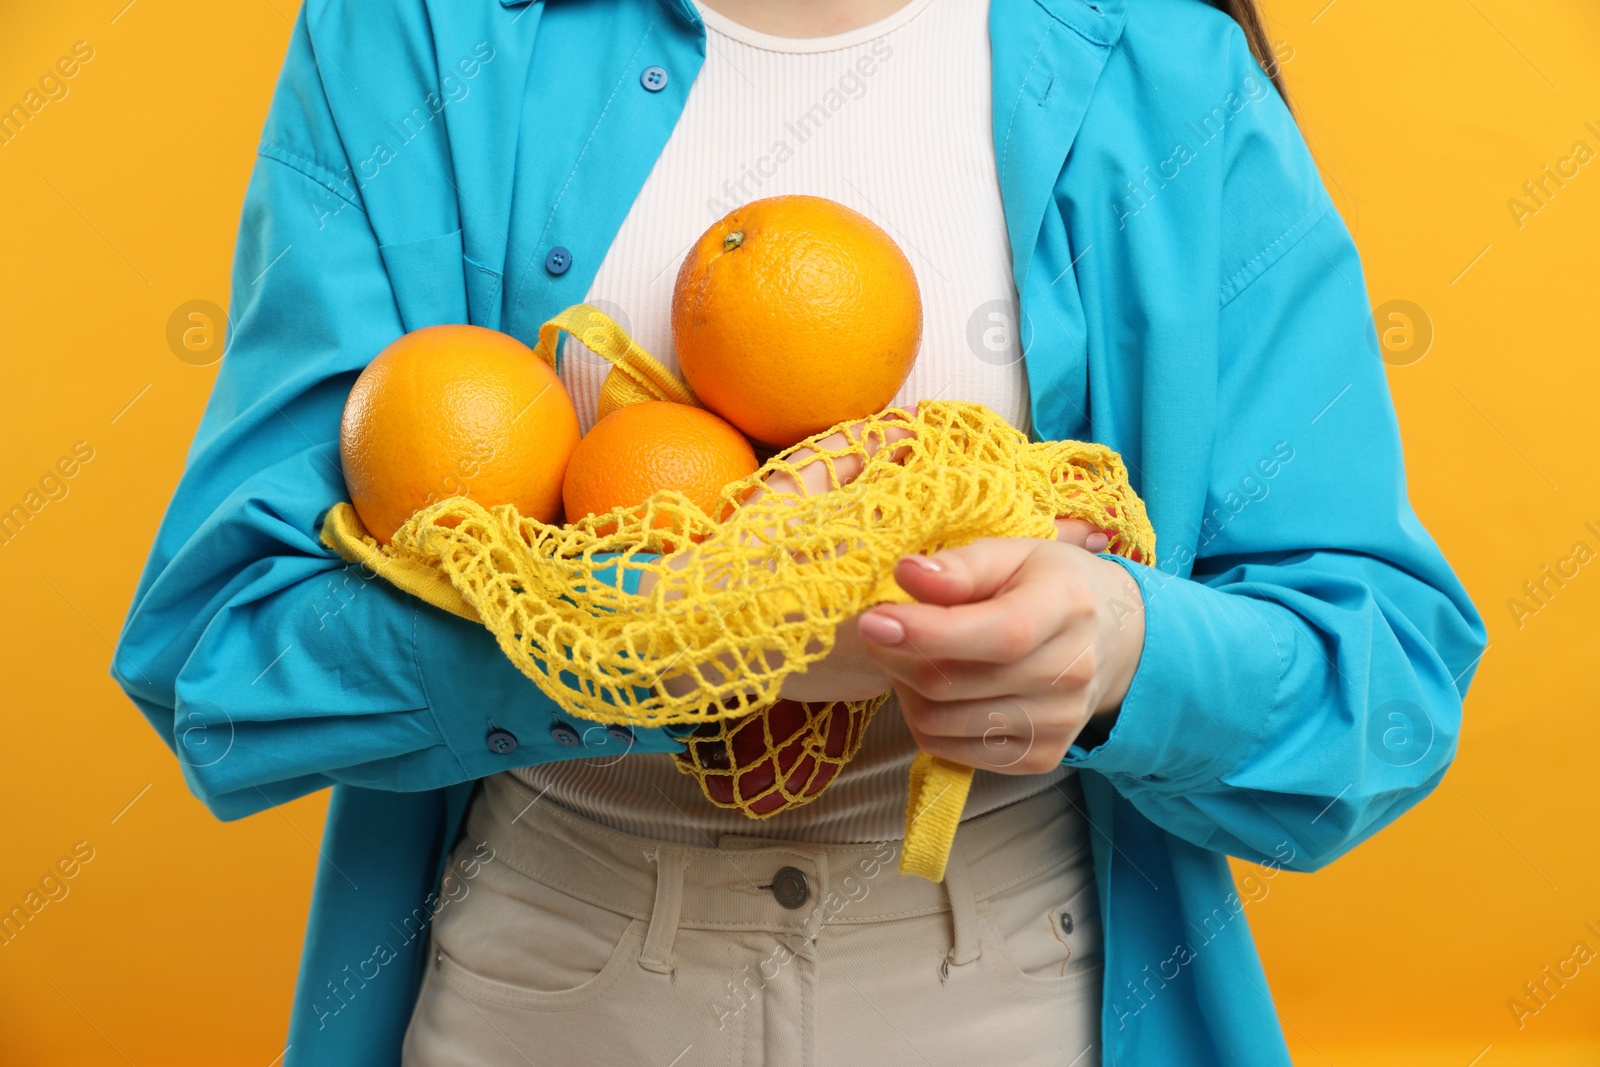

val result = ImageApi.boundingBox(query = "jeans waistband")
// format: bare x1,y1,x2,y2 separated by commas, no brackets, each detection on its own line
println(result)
468,769,1092,947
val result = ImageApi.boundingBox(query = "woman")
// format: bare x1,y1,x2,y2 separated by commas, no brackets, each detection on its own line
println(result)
111,0,1487,1063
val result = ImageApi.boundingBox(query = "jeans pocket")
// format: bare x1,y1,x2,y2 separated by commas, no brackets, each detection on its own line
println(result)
402,914,648,1067
429,851,644,1008
979,851,1103,994
431,919,646,1011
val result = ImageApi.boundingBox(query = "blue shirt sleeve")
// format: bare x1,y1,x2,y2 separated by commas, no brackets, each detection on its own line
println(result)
108,25,687,822
1062,27,1489,872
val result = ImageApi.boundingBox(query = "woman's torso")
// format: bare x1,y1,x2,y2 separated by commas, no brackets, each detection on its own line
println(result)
511,0,1074,844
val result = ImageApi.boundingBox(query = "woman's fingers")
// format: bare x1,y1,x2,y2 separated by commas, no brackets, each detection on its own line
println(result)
758,404,921,496
900,536,1034,606
860,627,1095,702
897,689,1072,776
1054,517,1110,553
861,538,1109,664
815,404,919,485
860,404,918,467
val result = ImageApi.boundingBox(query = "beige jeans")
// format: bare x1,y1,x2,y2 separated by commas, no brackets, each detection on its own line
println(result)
403,772,1102,1066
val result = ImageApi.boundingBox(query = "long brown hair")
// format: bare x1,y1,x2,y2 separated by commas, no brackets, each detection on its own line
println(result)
1207,0,1292,111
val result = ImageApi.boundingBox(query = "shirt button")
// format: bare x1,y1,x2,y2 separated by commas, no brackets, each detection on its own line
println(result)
606,725,635,744
544,246,572,276
485,729,518,755
549,721,581,746
770,866,810,910
640,65,668,92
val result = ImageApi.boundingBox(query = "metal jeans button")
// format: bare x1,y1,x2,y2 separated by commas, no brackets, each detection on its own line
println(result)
771,866,809,910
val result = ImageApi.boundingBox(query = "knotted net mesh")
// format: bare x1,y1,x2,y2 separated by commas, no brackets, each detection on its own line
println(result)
368,400,1150,725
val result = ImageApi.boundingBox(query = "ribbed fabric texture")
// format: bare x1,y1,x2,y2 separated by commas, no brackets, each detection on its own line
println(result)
512,0,1071,845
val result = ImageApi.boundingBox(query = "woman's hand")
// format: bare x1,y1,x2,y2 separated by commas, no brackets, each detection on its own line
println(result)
640,402,1135,715
854,536,1145,774
779,519,1120,704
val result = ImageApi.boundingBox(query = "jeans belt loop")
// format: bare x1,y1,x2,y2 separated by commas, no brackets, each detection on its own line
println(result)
941,835,982,967
639,845,688,974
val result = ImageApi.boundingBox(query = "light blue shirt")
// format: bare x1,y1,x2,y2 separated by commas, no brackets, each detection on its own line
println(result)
110,0,1487,1062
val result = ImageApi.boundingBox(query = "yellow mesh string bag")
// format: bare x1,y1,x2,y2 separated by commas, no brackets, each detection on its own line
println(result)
320,305,1154,882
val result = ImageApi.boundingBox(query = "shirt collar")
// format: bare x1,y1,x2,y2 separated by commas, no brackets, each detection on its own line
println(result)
498,0,704,30
495,0,1118,41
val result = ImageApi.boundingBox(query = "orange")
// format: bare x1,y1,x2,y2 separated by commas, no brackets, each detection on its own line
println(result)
339,324,580,544
562,401,759,532
671,194,923,447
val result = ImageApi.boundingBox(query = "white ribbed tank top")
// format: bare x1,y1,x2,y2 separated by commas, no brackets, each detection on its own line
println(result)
509,0,1073,844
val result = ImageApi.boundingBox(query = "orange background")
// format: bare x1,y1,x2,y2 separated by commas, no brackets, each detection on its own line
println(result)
1,1,1597,1064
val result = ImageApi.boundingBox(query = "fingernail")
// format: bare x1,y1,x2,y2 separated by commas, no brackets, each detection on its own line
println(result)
858,612,906,645
902,554,942,573
1085,532,1109,553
